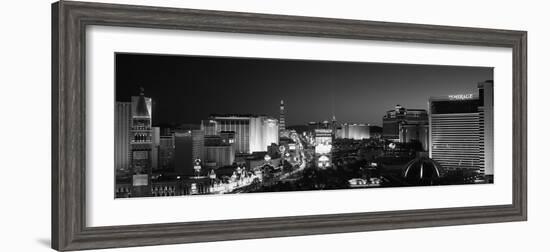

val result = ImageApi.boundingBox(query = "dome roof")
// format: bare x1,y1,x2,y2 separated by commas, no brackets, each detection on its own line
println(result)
403,155,441,185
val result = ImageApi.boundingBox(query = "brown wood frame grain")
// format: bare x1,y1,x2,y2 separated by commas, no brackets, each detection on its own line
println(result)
52,1,527,251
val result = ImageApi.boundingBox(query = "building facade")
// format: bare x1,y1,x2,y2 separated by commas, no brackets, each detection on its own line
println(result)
204,145,235,169
115,102,131,171
129,92,153,196
383,105,429,151
158,134,175,171
338,123,382,140
192,130,205,164
174,130,205,176
203,135,235,169
399,124,429,151
151,127,160,171
262,118,279,151
479,81,494,176
219,131,236,145
314,128,333,155
429,81,494,176
279,100,286,137
174,132,193,176
201,115,279,154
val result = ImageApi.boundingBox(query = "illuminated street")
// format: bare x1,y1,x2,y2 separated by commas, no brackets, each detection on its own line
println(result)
114,53,494,198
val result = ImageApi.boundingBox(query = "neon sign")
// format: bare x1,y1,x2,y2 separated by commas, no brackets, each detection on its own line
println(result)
448,94,474,100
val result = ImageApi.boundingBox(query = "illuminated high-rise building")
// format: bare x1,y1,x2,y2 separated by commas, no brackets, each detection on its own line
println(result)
429,81,494,176
203,135,235,169
219,131,236,145
314,128,333,168
279,100,286,137
192,130,205,162
331,115,338,139
479,81,494,176
115,102,131,172
201,115,279,154
383,105,429,151
201,120,218,136
129,88,153,196
262,118,279,151
174,130,205,176
314,129,333,154
338,123,382,140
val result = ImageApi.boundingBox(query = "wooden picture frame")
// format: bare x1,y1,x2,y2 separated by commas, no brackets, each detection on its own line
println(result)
52,1,527,251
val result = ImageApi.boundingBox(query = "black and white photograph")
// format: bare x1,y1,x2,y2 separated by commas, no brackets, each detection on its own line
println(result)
114,53,494,198
2,0,541,251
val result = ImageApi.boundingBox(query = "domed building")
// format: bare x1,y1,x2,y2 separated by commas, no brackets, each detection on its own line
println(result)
402,153,442,186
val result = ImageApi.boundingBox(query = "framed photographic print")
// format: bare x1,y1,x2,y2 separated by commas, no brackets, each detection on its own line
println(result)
52,1,527,251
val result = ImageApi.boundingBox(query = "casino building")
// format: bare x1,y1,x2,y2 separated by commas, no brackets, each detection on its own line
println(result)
203,135,235,169
313,128,333,168
201,115,279,154
337,123,382,140
429,80,494,176
314,129,333,154
129,89,154,196
174,130,204,176
382,105,429,151
279,100,286,138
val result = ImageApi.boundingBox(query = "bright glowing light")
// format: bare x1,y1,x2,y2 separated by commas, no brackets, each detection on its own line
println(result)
315,144,332,154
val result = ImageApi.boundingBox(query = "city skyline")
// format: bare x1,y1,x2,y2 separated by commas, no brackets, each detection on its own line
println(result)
115,53,494,199
115,53,493,126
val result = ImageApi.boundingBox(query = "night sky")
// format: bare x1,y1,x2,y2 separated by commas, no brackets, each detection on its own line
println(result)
115,53,492,126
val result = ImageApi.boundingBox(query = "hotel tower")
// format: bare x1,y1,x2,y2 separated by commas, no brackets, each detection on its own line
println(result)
279,100,286,138
429,81,494,176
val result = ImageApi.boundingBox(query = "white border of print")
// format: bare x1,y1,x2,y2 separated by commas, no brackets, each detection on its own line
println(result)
86,25,513,227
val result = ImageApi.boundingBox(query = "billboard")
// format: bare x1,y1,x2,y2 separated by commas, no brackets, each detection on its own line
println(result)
132,174,148,186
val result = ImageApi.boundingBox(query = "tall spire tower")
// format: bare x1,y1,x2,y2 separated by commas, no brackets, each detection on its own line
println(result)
331,84,337,138
331,91,336,125
279,100,286,138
